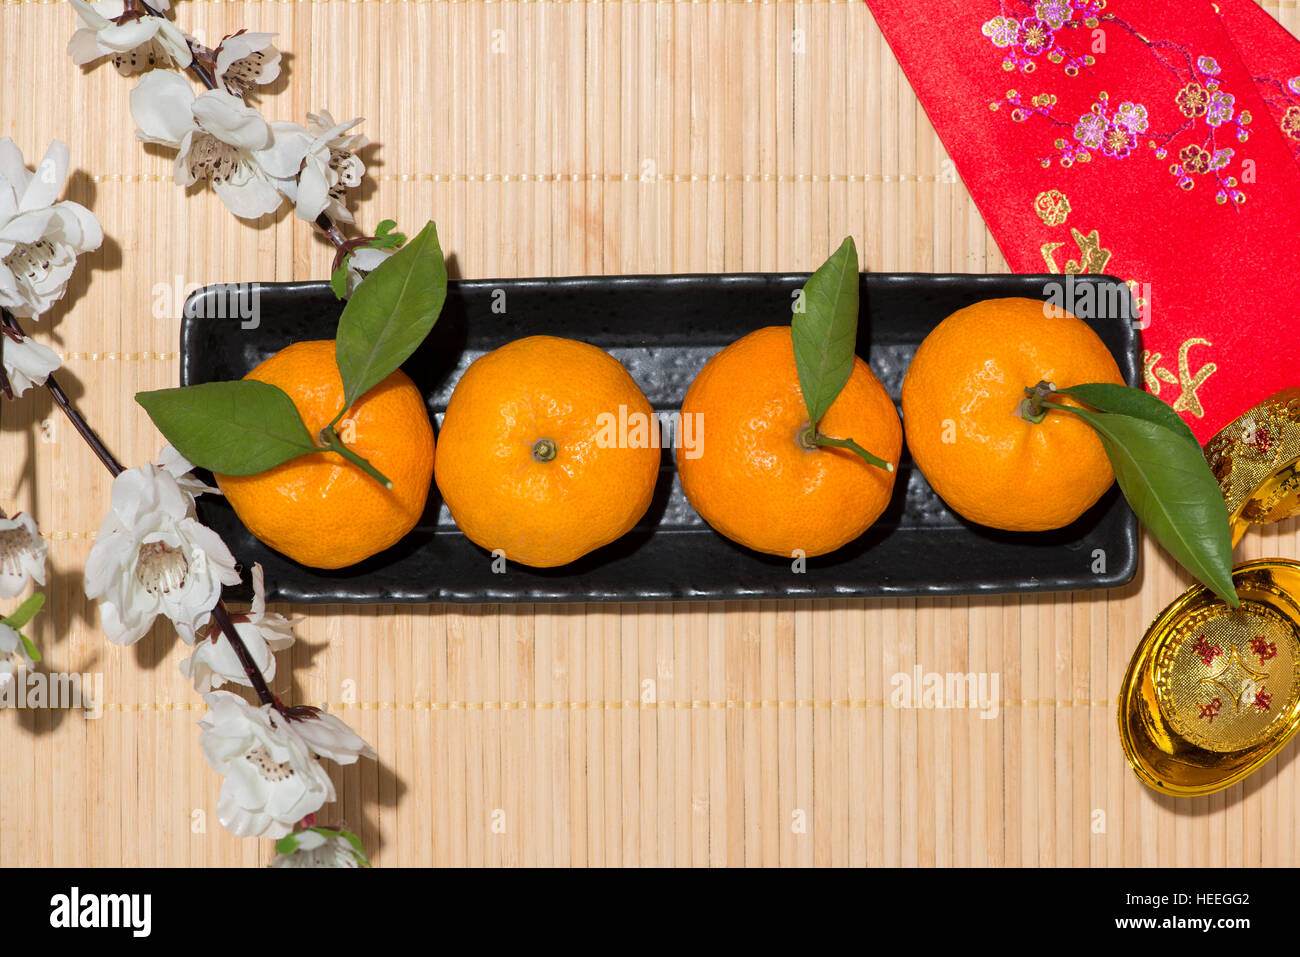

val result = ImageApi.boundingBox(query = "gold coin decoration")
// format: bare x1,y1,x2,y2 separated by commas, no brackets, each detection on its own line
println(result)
1154,602,1300,754
1119,560,1300,796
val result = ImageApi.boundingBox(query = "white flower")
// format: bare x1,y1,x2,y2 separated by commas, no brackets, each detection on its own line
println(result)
345,245,393,294
84,463,238,645
130,70,288,220
199,691,336,838
289,707,377,764
0,622,33,695
180,563,296,693
303,110,368,224
271,828,367,868
67,0,192,76
0,139,103,319
259,110,367,224
0,623,18,692
0,511,46,600
156,443,219,499
212,31,281,98
2,332,60,396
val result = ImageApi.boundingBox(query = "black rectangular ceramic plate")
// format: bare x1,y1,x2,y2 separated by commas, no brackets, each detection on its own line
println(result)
181,273,1139,604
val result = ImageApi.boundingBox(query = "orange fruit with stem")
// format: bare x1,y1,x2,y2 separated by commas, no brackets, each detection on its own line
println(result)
677,325,903,557
433,335,661,568
213,339,435,569
900,296,1125,532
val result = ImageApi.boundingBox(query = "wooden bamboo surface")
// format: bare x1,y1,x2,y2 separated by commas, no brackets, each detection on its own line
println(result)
1,0,1298,867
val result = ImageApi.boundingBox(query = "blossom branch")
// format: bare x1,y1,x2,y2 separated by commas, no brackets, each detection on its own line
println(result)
0,307,276,708
136,0,348,252
62,3,382,852
1,310,121,476
209,603,276,707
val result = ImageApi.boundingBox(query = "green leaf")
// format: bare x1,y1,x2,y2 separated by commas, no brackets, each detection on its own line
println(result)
334,220,447,411
274,833,301,856
1050,403,1239,607
372,220,406,248
136,381,319,476
1,592,44,630
310,826,372,866
272,827,371,866
791,237,859,428
1060,383,1200,449
18,632,40,665
330,261,349,300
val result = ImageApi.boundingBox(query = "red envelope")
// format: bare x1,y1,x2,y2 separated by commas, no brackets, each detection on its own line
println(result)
863,0,1300,442
1215,0,1300,161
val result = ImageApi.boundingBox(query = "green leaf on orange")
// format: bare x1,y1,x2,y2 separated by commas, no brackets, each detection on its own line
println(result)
1049,403,1239,607
792,236,859,429
1060,383,1200,449
136,380,319,476
334,220,447,413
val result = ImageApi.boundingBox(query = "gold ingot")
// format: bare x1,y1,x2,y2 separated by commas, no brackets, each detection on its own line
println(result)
1203,388,1300,546
1119,560,1300,796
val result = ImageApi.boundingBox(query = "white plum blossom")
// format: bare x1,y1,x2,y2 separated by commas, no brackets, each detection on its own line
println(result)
345,245,393,295
67,0,193,76
84,463,238,645
157,443,219,499
272,828,368,868
300,110,368,224
0,511,46,600
1,332,59,395
211,31,281,98
259,110,367,224
199,691,338,838
2,333,60,396
0,622,34,695
129,70,289,220
180,563,297,693
0,139,103,319
290,707,377,765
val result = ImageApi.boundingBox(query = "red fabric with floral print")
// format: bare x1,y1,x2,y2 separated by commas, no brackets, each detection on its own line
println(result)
862,0,1300,441
1215,0,1300,155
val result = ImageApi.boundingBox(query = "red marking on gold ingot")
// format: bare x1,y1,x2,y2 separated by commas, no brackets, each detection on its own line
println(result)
1204,388,1300,546
1119,560,1300,796
1153,603,1299,753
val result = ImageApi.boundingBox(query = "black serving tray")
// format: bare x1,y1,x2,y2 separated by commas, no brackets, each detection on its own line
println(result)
181,273,1140,604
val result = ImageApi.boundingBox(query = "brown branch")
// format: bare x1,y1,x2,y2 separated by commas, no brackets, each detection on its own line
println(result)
0,325,12,401
1,307,278,709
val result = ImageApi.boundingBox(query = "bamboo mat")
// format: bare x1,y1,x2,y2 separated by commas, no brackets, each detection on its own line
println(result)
1,0,1297,868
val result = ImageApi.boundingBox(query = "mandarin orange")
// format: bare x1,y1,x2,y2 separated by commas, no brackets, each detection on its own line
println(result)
214,339,435,569
677,325,902,557
434,335,661,568
900,297,1125,532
